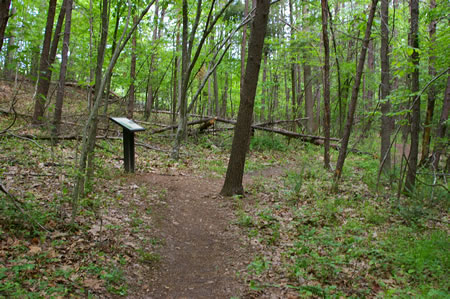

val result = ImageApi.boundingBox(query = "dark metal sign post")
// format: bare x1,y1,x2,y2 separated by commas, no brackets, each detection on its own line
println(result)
109,117,145,173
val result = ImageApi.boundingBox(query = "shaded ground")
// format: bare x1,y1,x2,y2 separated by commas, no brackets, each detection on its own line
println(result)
128,173,252,298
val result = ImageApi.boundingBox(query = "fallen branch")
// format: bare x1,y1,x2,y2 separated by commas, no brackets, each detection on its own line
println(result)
151,117,216,134
254,118,308,127
198,117,217,132
213,117,340,142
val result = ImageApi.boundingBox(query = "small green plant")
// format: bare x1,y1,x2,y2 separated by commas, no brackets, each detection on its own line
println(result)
158,188,168,201
363,203,388,225
137,185,149,197
247,256,270,275
237,211,254,227
137,249,161,264
284,169,304,199
102,267,128,295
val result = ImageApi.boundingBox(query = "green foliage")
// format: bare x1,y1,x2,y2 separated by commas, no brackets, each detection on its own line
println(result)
384,228,449,293
250,133,288,152
237,211,254,228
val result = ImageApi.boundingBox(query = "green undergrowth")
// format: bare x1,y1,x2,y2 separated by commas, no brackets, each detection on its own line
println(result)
0,114,165,297
1,112,448,297
234,140,449,298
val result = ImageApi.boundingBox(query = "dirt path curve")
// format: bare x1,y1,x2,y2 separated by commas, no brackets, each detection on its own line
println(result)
134,173,251,298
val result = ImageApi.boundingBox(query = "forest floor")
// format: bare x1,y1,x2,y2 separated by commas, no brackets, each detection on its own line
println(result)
0,79,449,298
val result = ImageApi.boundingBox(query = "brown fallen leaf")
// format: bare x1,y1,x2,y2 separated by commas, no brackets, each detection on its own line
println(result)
29,245,41,255
84,278,103,290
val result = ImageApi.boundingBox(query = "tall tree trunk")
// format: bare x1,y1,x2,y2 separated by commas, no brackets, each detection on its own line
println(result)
289,0,297,123
321,0,331,169
379,0,392,174
72,0,156,222
52,0,73,137
404,0,420,193
240,0,249,89
432,73,449,170
213,66,219,115
261,51,267,121
365,40,375,109
327,5,342,136
87,0,94,109
208,72,213,115
128,15,137,119
172,29,180,125
171,0,189,159
103,0,121,117
334,0,379,184
3,6,15,80
144,0,159,120
220,0,270,196
221,71,228,117
86,0,109,188
32,0,57,124
420,0,437,165
0,0,12,54
304,63,314,133
171,0,234,159
339,39,355,137
284,71,290,120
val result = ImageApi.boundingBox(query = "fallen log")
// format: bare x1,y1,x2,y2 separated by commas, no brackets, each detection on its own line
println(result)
151,117,216,134
213,117,340,142
198,117,217,132
254,118,308,127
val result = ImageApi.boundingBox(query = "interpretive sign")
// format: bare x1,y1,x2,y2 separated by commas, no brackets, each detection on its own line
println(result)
109,117,145,173
110,117,145,132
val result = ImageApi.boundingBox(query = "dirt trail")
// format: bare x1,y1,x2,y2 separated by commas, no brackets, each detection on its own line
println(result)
134,174,252,298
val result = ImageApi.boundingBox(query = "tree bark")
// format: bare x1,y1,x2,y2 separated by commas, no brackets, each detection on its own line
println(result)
171,0,189,159
261,51,268,121
240,0,249,89
128,15,137,119
379,0,392,175
303,5,315,134
420,0,437,165
432,73,449,170
144,0,159,120
52,0,73,137
0,0,12,54
304,63,314,133
365,40,375,110
321,0,331,170
85,0,110,188
172,28,180,125
213,63,219,115
334,0,378,184
220,71,228,117
289,0,297,125
32,0,57,124
327,5,342,137
404,0,420,193
103,0,122,117
3,6,15,80
221,0,270,196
